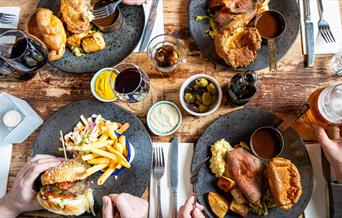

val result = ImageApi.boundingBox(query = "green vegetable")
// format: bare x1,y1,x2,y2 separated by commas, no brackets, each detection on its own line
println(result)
207,83,218,94
196,78,209,88
199,104,208,113
195,15,210,21
70,46,85,57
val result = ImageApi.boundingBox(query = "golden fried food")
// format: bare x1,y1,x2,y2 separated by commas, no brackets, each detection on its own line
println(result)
208,192,230,218
266,157,302,210
60,0,92,33
36,8,67,61
67,32,89,47
214,26,261,68
82,32,106,53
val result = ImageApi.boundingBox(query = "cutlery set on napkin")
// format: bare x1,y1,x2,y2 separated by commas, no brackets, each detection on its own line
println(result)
300,0,342,67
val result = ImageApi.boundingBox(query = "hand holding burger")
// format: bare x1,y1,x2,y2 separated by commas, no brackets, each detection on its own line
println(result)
0,155,62,217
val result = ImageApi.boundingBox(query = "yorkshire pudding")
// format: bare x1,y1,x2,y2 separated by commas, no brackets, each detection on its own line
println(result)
266,157,302,210
214,26,261,68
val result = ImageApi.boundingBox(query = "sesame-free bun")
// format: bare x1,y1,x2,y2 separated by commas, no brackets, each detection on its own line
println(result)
36,189,94,216
41,159,88,185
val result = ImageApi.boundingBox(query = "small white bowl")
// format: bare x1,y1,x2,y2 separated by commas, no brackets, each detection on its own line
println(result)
147,101,182,136
91,67,117,102
179,74,222,117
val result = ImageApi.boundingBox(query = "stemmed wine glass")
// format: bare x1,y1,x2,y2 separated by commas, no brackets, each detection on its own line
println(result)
0,30,48,81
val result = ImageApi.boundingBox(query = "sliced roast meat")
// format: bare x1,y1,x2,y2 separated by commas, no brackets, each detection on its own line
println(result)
227,148,264,204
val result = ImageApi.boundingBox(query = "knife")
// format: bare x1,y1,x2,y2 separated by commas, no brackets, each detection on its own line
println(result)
138,0,160,51
304,0,315,67
170,137,178,218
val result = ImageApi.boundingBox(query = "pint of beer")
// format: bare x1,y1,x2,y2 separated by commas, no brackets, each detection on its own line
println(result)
306,83,342,128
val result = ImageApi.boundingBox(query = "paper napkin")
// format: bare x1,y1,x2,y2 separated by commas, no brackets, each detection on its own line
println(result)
0,7,20,44
300,0,342,55
133,0,164,52
149,143,194,218
0,143,12,198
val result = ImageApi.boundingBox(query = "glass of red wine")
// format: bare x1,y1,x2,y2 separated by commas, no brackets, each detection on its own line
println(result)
0,30,48,81
110,63,150,103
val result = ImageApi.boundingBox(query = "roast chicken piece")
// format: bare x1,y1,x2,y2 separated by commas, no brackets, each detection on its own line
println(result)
60,0,92,33
36,8,67,61
266,157,302,210
67,32,89,47
82,32,106,53
214,26,261,68
227,148,264,204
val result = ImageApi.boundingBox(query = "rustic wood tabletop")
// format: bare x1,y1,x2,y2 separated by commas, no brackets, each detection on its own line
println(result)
0,0,342,217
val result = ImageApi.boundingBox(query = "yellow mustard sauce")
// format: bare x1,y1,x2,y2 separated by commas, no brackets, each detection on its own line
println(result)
95,70,116,100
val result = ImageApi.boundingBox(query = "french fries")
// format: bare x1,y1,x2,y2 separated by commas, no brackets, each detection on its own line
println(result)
62,114,133,186
86,163,108,176
97,161,116,185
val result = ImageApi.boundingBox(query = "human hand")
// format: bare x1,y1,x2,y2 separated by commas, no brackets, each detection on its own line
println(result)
123,0,145,5
0,155,62,217
313,125,342,183
102,193,148,218
178,195,205,218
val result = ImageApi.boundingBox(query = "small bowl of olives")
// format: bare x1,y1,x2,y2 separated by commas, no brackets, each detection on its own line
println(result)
179,74,222,116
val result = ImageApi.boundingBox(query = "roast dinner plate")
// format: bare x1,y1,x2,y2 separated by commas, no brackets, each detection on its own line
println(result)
191,108,313,218
37,0,145,73
32,100,152,216
188,0,300,71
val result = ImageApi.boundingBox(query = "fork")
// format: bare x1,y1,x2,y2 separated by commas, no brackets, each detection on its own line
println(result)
93,0,123,20
0,13,16,24
317,0,335,43
153,146,165,218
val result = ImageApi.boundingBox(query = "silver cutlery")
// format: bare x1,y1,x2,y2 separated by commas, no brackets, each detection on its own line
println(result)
0,13,15,25
139,0,160,51
93,0,123,20
153,146,165,218
304,0,315,67
190,157,209,212
317,0,335,43
170,137,179,218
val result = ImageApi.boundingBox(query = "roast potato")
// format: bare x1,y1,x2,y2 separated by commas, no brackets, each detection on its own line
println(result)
217,176,236,193
208,192,230,218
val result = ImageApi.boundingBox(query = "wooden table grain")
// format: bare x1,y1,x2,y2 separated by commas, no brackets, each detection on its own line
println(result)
1,0,342,217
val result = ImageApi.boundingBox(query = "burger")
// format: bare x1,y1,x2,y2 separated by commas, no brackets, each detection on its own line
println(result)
36,159,95,216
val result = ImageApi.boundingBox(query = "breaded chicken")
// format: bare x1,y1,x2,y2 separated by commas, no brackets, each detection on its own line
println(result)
60,0,92,33
81,32,106,53
266,157,302,210
36,8,67,61
67,32,89,47
214,26,261,68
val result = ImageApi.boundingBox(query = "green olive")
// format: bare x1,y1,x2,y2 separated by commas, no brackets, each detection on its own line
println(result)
199,104,208,113
184,93,195,104
193,84,199,91
195,94,202,103
207,83,218,95
202,92,212,106
211,94,218,104
195,78,209,88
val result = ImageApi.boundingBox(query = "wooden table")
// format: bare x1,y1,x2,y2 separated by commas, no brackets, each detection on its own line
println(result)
1,0,342,217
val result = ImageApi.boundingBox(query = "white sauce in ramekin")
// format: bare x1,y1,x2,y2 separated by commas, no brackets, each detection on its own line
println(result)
149,104,180,133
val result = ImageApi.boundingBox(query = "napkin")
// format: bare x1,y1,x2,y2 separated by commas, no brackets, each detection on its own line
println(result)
299,0,342,55
133,0,164,52
0,7,20,44
304,143,336,218
0,143,12,198
149,143,194,218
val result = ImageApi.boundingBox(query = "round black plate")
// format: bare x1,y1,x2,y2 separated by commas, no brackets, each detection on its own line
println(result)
37,0,145,73
32,100,152,216
188,0,300,71
192,108,313,218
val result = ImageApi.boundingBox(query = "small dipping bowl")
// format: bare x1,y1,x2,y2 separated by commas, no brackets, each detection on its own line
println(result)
147,101,182,136
250,126,284,161
91,67,117,102
93,1,123,33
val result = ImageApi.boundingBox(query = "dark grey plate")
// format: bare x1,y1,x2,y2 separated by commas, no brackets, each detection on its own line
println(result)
37,0,145,73
188,0,300,71
32,100,152,217
192,108,313,218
